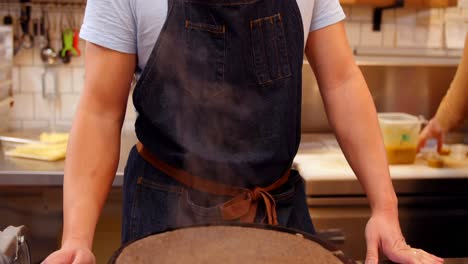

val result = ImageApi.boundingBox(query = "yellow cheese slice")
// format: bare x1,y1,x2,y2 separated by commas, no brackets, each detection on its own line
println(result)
5,132,69,161
6,142,67,161
39,132,69,144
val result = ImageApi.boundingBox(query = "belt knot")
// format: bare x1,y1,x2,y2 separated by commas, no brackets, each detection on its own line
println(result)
136,141,290,227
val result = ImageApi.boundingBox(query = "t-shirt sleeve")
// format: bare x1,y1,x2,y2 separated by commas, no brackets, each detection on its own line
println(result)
309,0,346,32
79,0,137,54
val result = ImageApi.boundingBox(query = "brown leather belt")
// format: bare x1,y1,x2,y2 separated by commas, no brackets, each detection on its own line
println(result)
136,142,290,225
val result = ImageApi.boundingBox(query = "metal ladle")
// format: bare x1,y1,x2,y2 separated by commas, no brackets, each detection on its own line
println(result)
40,10,57,65
19,4,33,49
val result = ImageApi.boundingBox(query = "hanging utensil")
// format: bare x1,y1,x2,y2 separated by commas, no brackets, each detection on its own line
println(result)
13,13,22,55
3,2,13,25
59,6,77,64
34,7,47,49
32,7,41,48
40,10,57,64
42,68,58,132
41,44,57,64
72,9,81,56
42,69,58,99
72,29,81,56
3,15,13,26
48,6,60,53
41,10,58,65
19,3,33,49
60,29,76,64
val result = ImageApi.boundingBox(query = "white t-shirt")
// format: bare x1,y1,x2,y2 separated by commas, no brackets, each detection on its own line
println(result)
80,0,345,73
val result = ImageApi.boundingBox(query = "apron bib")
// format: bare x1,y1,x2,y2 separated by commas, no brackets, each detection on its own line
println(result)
133,0,305,187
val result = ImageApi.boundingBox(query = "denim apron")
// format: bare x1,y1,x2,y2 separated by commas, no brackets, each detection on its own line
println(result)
122,0,314,244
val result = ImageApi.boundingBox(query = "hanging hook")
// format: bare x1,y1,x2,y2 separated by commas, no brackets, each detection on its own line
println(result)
373,0,404,32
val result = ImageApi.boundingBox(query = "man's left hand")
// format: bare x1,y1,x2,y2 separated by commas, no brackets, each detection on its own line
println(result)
365,210,444,264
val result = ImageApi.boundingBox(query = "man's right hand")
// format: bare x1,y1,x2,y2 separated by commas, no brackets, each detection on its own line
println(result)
42,240,95,264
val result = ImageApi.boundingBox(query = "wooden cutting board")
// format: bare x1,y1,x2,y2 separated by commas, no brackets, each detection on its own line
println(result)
294,152,468,181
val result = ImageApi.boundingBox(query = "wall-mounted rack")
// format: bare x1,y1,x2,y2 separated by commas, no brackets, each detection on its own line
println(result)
372,0,404,31
340,0,459,32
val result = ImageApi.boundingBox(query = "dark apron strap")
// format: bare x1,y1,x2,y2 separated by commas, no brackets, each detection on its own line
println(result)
136,142,290,225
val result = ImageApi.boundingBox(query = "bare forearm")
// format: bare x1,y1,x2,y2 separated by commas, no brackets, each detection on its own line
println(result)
435,35,468,132
305,22,443,264
62,101,124,248
60,43,135,249
321,68,397,212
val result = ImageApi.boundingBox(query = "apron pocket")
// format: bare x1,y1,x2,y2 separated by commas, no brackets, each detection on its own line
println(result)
185,10,226,99
176,189,228,226
250,13,292,86
129,176,183,241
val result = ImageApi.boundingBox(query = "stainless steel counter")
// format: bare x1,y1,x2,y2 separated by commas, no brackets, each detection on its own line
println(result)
0,131,137,186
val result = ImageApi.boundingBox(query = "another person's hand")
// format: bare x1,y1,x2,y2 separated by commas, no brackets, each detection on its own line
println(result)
365,209,444,264
417,118,445,153
42,239,95,264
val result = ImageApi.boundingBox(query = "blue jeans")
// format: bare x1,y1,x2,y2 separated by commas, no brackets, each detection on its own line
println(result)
121,146,315,244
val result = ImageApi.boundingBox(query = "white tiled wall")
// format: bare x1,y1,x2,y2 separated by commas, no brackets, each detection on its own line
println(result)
11,94,34,120
8,4,468,131
9,39,138,131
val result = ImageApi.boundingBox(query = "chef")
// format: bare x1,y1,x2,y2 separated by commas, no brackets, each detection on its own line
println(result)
418,35,468,151
44,0,443,263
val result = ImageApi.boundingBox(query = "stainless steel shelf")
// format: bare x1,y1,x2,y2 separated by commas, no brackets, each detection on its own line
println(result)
303,47,463,67
303,56,461,66
354,47,462,66
355,55,461,66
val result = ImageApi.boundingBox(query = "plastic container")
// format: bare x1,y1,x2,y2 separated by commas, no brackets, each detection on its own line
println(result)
378,113,424,164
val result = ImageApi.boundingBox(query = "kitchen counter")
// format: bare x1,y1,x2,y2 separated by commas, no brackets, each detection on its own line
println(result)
0,130,138,186
297,134,468,196
298,134,468,181
1,131,468,195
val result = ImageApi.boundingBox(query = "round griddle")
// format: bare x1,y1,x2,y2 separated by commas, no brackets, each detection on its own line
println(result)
109,223,354,264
